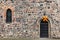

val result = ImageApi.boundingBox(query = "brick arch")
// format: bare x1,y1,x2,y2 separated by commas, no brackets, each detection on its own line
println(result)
6,9,12,23
2,6,15,23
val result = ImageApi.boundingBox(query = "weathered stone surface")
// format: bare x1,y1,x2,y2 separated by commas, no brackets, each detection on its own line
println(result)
0,0,60,39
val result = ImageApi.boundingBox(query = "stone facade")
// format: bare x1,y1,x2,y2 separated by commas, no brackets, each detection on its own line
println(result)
0,0,60,39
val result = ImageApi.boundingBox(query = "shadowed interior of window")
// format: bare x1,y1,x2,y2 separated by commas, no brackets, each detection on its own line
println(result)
6,9,12,23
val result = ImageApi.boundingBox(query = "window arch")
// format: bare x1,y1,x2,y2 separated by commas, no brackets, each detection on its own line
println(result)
40,16,50,38
40,19,48,38
6,9,12,23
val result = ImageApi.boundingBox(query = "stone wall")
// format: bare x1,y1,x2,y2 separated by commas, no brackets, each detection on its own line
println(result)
0,0,59,39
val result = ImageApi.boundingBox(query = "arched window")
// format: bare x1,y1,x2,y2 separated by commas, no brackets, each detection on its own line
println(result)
40,19,48,38
6,9,12,23
40,16,49,38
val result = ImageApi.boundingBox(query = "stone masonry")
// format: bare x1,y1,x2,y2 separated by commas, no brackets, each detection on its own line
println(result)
0,0,60,39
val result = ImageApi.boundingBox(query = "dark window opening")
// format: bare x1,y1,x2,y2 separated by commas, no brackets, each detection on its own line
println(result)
40,19,48,38
6,9,12,23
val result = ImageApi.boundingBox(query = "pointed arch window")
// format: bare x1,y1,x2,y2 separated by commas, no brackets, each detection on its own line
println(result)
6,9,12,23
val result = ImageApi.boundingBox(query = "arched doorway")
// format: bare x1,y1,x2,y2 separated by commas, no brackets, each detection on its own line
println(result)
40,16,49,38
6,9,12,23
